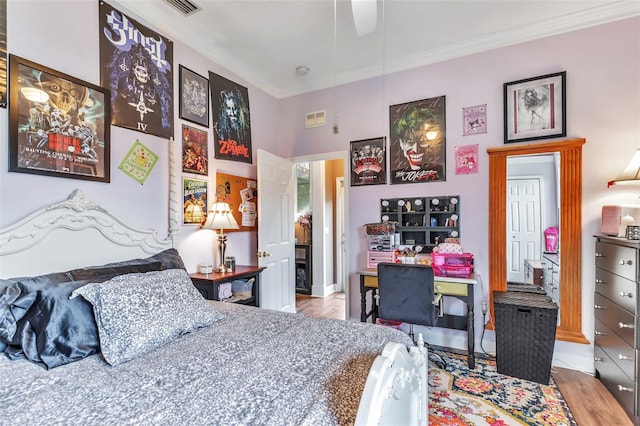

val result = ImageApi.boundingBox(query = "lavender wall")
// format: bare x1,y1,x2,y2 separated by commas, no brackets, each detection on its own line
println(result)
278,17,640,372
1,0,282,272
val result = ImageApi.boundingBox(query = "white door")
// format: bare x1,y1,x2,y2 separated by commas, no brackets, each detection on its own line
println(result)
335,177,346,293
257,149,295,312
506,178,542,283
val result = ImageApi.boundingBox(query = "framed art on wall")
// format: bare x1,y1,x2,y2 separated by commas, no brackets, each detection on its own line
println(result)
179,65,209,128
389,95,446,184
504,71,566,143
209,71,252,164
8,54,110,182
350,137,386,186
183,177,208,225
181,124,208,175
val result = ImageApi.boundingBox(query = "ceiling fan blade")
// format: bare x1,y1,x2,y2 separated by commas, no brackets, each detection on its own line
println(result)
351,0,377,36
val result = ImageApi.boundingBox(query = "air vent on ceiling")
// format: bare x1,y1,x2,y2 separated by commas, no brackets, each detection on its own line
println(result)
305,110,326,128
164,0,201,16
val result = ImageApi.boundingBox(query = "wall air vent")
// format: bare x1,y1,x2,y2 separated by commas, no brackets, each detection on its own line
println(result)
164,0,201,16
305,110,326,128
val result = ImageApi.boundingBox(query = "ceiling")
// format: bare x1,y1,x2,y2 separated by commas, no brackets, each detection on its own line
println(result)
111,0,640,99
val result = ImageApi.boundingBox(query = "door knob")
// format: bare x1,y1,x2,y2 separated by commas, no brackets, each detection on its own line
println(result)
257,251,271,258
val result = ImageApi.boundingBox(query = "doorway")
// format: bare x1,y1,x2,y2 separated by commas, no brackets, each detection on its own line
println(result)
292,152,348,320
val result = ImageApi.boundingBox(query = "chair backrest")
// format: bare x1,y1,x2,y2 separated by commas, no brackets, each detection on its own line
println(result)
377,262,438,326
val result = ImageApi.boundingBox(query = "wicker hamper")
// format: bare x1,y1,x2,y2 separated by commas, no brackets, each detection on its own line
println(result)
493,290,558,385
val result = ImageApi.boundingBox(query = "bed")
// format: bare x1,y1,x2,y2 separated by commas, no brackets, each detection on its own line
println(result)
0,190,428,425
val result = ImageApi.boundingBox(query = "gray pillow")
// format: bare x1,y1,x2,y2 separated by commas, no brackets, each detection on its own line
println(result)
71,269,224,366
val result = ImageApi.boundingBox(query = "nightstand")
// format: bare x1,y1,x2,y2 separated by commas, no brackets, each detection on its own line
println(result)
190,265,265,307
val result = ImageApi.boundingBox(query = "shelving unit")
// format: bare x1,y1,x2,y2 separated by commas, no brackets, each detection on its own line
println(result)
295,243,312,294
379,195,460,253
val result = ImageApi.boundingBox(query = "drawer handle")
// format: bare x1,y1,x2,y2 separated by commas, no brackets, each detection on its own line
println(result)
595,279,605,284
595,252,604,257
618,322,634,329
618,385,633,393
594,356,604,362
595,330,606,336
594,304,606,310
618,259,633,266
619,292,633,299
618,354,633,361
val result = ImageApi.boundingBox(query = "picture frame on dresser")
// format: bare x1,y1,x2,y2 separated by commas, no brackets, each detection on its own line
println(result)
8,54,110,182
503,71,566,144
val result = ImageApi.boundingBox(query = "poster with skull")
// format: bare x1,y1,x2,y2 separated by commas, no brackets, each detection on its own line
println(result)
209,71,252,164
8,55,110,182
99,2,173,139
389,96,446,184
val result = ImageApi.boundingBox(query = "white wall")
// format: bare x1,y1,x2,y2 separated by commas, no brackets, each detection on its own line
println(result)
1,0,282,273
278,17,640,373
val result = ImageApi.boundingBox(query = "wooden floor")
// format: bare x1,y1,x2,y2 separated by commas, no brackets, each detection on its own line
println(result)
295,293,633,426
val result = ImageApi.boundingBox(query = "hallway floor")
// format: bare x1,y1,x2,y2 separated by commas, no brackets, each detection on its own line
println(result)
295,292,345,320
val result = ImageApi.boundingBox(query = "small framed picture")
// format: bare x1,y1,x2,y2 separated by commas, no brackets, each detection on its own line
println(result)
350,137,386,186
504,71,566,143
9,54,110,182
181,124,208,175
179,65,210,128
183,177,208,225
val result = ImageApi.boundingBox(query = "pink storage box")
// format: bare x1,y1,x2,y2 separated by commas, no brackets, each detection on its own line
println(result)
432,252,474,278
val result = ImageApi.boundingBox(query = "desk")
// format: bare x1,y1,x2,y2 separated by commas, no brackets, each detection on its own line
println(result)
190,265,265,306
358,268,477,369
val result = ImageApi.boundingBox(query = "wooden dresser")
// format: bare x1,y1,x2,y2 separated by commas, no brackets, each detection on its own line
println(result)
594,235,639,424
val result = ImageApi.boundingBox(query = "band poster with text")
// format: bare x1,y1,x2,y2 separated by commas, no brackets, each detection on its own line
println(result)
209,72,252,164
99,1,173,139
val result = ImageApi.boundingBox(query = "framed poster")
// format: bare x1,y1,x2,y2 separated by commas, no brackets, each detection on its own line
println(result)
504,71,566,143
179,65,209,127
183,177,208,225
8,55,110,182
389,96,446,184
99,1,173,138
181,124,208,175
215,172,257,232
350,137,386,186
209,71,252,164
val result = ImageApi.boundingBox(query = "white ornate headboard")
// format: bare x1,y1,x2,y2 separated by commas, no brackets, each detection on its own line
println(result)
0,190,174,278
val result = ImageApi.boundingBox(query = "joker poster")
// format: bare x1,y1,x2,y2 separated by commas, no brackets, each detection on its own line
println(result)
389,96,446,184
209,71,252,164
99,2,173,139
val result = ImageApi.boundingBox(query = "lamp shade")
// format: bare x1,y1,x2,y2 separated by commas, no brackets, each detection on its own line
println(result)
609,148,640,187
201,202,240,230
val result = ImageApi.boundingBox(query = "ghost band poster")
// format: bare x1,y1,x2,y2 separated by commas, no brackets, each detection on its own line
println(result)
209,72,252,164
99,1,173,139
389,96,446,184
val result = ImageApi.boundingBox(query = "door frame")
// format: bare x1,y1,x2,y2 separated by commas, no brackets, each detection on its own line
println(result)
291,150,349,319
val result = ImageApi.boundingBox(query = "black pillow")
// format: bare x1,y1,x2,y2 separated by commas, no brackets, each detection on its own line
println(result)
101,248,187,271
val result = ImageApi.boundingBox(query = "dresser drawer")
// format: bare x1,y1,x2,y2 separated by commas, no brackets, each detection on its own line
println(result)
595,292,637,347
595,318,637,380
596,267,638,315
595,344,638,419
596,241,639,281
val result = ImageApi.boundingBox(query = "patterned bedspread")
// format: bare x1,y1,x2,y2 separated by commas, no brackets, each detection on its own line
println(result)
0,302,412,425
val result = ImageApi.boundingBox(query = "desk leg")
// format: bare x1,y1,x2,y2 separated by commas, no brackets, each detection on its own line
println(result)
467,305,475,369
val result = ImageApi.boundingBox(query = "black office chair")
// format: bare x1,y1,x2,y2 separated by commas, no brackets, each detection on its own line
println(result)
376,262,446,368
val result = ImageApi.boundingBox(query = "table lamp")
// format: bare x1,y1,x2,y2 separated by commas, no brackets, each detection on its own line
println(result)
201,201,240,272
